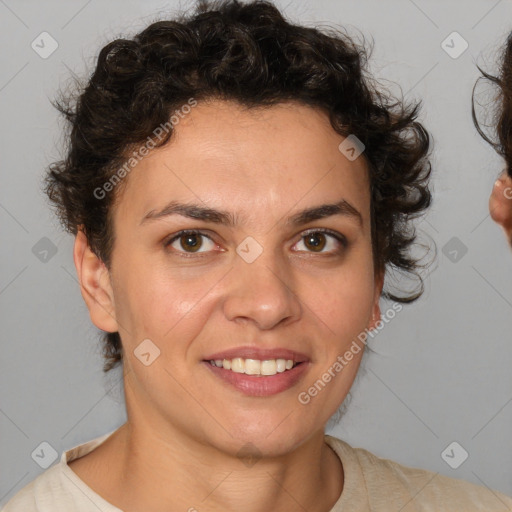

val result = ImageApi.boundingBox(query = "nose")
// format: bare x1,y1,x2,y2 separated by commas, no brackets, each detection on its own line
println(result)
222,247,302,330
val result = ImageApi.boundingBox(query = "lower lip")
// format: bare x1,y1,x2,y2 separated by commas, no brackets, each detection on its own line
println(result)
203,361,310,397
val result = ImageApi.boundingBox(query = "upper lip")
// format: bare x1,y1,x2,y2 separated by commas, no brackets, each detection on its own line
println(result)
203,346,310,363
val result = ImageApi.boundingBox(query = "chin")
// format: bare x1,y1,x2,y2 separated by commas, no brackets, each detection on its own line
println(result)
218,415,321,457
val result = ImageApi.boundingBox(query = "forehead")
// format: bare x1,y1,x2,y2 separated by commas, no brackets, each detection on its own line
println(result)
114,99,371,227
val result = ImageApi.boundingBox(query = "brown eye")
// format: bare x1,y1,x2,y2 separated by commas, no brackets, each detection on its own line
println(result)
304,232,326,252
292,229,347,255
179,233,202,252
165,230,217,254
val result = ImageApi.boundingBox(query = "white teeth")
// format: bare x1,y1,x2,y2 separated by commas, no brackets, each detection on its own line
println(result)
261,360,276,375
209,357,298,376
276,359,286,373
244,359,261,375
231,358,245,373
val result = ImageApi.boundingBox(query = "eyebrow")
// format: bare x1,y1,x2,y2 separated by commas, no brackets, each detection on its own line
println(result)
140,199,363,227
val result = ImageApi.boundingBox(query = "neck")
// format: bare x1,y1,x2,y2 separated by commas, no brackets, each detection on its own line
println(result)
98,418,343,512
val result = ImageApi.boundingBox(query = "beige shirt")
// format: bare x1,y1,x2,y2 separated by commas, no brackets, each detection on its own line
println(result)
2,430,512,511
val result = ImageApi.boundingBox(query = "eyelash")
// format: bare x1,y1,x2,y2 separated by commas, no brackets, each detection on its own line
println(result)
163,228,348,257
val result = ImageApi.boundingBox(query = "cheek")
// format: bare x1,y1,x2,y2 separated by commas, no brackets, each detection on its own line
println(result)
112,257,221,348
309,266,376,341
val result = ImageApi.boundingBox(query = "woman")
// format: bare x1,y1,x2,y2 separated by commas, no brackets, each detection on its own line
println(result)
4,1,512,510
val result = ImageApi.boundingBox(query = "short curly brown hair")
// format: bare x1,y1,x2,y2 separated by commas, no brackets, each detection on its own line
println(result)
44,0,432,372
473,32,512,177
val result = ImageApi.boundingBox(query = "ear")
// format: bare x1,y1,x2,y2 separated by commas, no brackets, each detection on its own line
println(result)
490,172,512,246
73,229,118,333
367,270,384,331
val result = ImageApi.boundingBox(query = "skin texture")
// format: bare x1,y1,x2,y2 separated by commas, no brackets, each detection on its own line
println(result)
490,171,512,245
70,99,383,512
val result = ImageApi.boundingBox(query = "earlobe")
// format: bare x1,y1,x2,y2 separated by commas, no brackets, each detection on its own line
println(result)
367,272,383,331
490,173,512,244
73,229,118,333
368,300,382,332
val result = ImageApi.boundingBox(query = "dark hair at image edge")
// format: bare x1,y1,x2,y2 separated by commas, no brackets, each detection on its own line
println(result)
473,31,512,175
43,0,433,372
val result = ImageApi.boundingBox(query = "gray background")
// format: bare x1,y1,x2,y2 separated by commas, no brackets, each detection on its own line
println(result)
2,0,512,505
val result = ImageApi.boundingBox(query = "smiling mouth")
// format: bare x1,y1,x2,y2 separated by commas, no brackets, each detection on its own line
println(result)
206,357,302,377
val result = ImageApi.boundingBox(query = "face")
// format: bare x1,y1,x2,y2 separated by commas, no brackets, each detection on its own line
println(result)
77,99,382,458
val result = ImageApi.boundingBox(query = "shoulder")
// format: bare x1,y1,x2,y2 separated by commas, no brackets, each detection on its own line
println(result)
325,435,512,511
1,430,120,512
1,465,64,512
